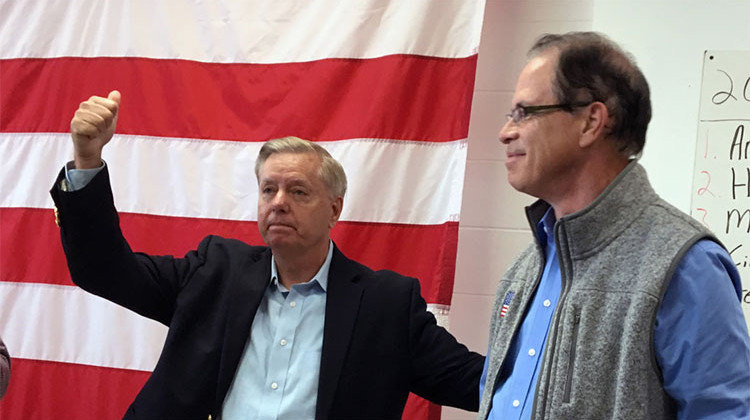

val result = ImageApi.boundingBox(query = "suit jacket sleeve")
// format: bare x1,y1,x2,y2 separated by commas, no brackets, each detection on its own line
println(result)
49,166,208,326
406,277,485,411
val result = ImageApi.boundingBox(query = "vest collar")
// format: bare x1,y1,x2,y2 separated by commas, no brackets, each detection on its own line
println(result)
525,160,660,259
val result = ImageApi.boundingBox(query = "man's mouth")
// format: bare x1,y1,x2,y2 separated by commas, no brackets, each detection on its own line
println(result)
506,151,525,162
267,221,295,229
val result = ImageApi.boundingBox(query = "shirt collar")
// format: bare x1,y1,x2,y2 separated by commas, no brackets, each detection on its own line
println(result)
537,207,557,245
270,240,333,293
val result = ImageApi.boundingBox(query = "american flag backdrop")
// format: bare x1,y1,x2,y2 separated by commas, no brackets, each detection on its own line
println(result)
0,1,485,418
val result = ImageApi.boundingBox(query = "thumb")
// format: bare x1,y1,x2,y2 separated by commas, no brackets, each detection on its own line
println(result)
108,90,122,106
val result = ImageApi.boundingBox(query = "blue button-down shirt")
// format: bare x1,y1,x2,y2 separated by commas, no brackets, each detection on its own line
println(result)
222,243,332,420
480,208,750,420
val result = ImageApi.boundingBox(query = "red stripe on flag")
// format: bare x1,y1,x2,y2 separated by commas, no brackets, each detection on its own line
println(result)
0,358,436,420
406,393,443,420
1,207,458,304
334,220,459,305
0,358,148,419
0,207,70,285
0,55,477,142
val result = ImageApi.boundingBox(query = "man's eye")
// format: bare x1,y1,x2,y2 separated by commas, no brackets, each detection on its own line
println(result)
293,189,307,196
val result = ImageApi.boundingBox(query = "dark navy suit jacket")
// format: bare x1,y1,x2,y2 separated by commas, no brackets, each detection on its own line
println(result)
50,167,484,419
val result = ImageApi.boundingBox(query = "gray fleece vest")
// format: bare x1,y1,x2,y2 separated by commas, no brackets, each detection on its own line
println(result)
478,161,718,420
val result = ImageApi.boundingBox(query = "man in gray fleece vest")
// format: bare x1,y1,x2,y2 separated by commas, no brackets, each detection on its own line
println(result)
478,31,750,420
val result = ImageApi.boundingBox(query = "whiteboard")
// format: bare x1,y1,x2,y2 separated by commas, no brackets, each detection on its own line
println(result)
690,50,750,328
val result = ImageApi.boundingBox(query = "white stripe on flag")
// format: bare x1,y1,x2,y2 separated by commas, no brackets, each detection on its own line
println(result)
0,133,467,225
1,0,484,62
0,283,455,375
0,282,166,371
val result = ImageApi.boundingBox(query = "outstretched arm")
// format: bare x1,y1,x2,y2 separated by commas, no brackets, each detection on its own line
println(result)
408,279,485,411
51,90,203,326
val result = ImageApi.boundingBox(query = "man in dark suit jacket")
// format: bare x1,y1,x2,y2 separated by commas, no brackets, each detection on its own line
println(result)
51,90,484,419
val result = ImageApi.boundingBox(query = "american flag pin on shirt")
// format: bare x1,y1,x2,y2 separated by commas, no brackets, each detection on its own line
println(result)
500,291,515,317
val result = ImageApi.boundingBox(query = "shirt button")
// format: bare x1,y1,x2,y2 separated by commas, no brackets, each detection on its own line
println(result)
543,299,551,307
528,348,536,356
512,400,520,407
280,339,287,346
271,382,278,390
289,301,297,308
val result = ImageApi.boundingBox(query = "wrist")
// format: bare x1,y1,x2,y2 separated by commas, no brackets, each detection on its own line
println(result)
73,154,103,170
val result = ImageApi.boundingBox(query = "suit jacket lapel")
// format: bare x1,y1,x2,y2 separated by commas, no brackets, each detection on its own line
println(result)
215,248,272,409
315,245,363,420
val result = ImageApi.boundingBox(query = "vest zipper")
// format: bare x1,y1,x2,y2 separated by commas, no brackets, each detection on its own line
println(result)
532,220,572,419
562,310,581,403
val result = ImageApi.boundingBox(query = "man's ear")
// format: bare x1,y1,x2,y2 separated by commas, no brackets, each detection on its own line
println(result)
329,196,343,229
579,101,610,148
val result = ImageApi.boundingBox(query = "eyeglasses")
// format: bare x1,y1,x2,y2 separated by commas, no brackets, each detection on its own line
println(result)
505,102,592,124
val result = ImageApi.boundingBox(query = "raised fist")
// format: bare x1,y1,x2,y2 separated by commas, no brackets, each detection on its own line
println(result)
70,90,121,169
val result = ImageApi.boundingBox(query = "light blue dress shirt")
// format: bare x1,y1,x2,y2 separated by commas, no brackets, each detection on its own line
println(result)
63,161,104,190
480,208,750,420
480,208,560,419
222,244,331,420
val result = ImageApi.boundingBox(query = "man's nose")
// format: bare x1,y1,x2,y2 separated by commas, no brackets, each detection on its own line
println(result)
270,191,290,211
499,119,518,145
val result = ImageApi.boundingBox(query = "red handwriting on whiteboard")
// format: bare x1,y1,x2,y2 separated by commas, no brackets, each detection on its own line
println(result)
695,208,710,229
697,171,716,197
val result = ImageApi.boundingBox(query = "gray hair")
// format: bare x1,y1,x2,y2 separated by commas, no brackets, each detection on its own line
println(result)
529,31,651,157
254,136,347,198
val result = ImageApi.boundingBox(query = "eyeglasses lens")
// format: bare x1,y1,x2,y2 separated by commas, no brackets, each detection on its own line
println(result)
510,107,525,123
